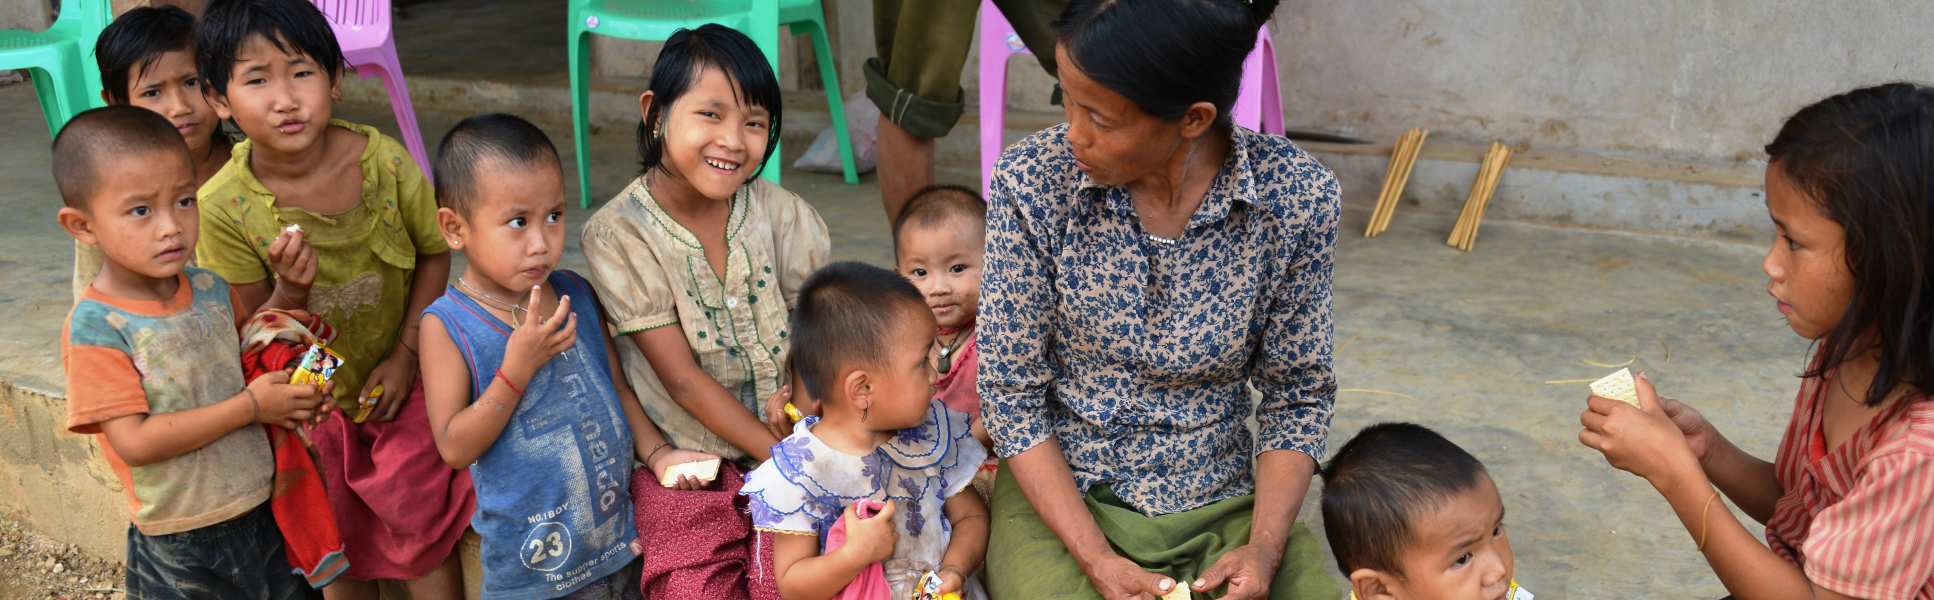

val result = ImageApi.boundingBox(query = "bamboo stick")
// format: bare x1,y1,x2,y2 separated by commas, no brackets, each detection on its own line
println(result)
1378,129,1428,235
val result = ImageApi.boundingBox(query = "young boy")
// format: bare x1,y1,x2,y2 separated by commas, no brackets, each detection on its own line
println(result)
54,106,328,599
73,5,236,302
418,113,717,599
191,1,469,596
1319,423,1531,600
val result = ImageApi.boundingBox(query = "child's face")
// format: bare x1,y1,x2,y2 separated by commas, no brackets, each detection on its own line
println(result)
896,217,985,331
209,34,339,157
646,67,772,201
439,159,567,295
63,150,200,282
865,306,940,430
1762,163,1853,341
121,49,220,158
1353,475,1515,600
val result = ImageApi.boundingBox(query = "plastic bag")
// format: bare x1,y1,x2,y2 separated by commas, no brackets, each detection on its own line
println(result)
793,91,879,175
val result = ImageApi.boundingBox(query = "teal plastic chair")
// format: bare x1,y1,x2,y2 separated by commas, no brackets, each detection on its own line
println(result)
1,0,111,137
569,0,860,207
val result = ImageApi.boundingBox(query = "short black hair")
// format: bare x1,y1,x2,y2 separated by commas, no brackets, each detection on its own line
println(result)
195,0,344,95
790,262,926,402
637,24,783,179
1056,0,1280,127
1767,83,1934,407
1319,423,1489,577
95,5,197,105
434,113,562,215
52,106,190,209
891,184,987,256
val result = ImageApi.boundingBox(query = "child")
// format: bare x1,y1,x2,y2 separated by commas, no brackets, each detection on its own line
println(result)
1320,423,1528,600
741,262,990,600
581,23,828,468
418,113,719,599
53,106,328,599
73,5,236,302
190,1,471,596
890,185,988,440
1581,83,1934,598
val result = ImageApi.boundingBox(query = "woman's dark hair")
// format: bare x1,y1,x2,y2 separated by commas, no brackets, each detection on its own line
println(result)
1766,82,1934,406
195,0,345,96
637,24,783,179
95,6,196,105
1055,0,1279,126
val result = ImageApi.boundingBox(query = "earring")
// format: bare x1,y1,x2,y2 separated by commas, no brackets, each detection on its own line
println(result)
861,406,869,422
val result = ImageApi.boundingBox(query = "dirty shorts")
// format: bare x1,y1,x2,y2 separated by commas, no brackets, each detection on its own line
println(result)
564,557,642,600
867,0,1067,138
124,501,316,600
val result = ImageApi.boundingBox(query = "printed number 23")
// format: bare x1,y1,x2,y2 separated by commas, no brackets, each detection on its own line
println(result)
527,531,564,564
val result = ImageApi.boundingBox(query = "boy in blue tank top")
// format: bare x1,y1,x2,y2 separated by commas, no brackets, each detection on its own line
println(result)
417,114,719,599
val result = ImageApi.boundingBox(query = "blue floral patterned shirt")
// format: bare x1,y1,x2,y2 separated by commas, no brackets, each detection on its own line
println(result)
978,124,1338,516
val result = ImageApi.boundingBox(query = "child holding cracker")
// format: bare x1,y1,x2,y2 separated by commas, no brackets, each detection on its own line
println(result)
1582,83,1934,598
191,0,471,595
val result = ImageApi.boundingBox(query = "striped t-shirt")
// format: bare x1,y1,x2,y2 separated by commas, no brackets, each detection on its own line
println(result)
1767,376,1934,599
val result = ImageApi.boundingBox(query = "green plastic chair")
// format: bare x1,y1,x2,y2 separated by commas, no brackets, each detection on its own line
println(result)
569,0,860,207
1,0,110,137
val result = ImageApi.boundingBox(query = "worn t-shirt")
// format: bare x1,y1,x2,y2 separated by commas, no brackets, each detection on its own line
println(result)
194,119,448,409
62,268,272,535
581,176,829,461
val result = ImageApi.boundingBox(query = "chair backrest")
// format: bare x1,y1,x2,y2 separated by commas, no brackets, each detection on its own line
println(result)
41,0,112,38
313,0,388,30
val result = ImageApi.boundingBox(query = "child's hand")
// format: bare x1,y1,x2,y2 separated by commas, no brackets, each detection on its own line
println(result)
1660,396,1720,464
1579,372,1701,488
247,369,327,428
836,500,898,566
648,449,720,490
360,352,416,422
761,384,794,440
266,228,317,293
500,286,577,391
935,567,965,594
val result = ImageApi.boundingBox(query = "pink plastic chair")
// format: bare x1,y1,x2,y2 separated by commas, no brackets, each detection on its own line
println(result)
977,0,1283,195
312,0,430,178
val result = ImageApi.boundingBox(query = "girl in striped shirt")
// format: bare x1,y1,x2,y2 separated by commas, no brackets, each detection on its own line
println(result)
1581,83,1934,600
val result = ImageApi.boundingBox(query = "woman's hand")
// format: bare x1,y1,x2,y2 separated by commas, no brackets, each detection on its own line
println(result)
1579,373,1702,489
1192,543,1281,599
648,448,719,491
835,500,898,565
1082,553,1178,600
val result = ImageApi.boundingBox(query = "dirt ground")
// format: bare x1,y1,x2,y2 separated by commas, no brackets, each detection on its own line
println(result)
0,514,124,600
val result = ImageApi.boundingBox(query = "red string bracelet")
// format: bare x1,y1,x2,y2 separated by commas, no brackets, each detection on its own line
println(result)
495,369,524,396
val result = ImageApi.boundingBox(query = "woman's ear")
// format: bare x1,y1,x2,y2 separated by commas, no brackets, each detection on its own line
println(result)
1179,101,1219,139
436,207,465,250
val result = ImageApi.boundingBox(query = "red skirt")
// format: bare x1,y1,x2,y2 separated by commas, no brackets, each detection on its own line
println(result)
632,462,780,600
310,385,475,580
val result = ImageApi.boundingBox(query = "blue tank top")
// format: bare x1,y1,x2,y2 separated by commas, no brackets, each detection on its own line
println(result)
424,270,637,599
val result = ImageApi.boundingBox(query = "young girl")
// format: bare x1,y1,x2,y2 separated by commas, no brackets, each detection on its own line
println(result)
889,185,999,498
419,114,716,599
74,5,236,302
191,1,470,597
742,262,989,600
1581,83,1934,598
581,23,828,471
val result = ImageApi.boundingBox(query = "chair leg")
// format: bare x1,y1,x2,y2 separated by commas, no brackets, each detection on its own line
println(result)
1233,28,1265,132
799,17,858,184
749,1,782,185
368,42,431,179
1260,32,1285,135
977,0,1014,197
28,67,64,137
569,29,596,208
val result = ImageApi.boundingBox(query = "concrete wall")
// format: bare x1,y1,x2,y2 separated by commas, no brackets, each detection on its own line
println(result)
1,0,52,29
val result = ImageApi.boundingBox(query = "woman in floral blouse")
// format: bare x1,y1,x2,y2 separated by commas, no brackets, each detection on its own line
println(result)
977,1,1339,598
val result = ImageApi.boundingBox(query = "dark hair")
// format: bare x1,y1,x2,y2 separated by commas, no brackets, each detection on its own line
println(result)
52,107,190,208
1055,0,1278,126
891,184,987,255
1319,423,1489,577
195,0,343,95
637,24,783,179
790,262,926,402
434,113,562,214
95,6,197,105
1767,83,1934,407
